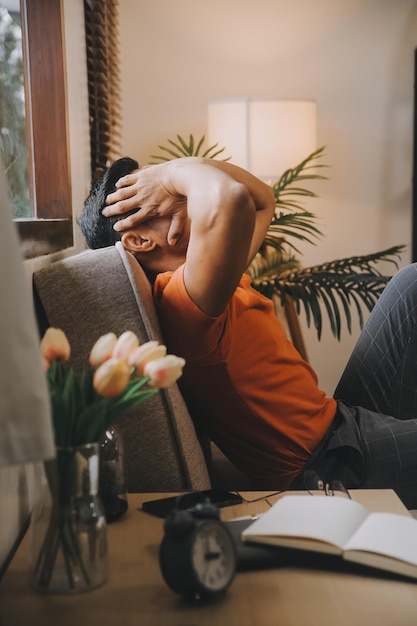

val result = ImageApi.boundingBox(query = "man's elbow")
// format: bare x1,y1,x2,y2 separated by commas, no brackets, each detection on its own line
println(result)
230,182,257,216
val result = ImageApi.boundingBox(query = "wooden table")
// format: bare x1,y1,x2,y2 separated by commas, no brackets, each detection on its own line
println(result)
1,490,417,626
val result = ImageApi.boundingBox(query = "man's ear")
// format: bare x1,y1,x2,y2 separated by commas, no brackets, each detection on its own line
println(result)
121,230,157,253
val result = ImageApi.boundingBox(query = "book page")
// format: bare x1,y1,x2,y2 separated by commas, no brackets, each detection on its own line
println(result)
344,512,417,568
241,495,370,554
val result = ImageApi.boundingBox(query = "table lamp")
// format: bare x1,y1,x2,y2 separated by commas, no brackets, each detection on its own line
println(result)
207,97,317,182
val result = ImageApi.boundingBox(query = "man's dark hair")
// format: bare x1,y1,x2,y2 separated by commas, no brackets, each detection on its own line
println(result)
78,157,139,249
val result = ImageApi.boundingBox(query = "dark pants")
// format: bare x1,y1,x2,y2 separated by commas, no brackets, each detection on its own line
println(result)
298,264,417,508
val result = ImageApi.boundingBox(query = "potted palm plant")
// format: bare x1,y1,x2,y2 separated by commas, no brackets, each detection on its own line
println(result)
150,135,405,341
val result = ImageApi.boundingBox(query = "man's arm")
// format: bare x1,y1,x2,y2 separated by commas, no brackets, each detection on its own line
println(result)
105,158,275,316
197,158,275,267
172,160,257,316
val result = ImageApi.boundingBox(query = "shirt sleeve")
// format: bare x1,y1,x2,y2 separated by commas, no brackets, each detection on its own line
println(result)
153,265,228,364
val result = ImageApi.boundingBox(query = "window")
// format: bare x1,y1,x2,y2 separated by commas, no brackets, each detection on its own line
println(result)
1,0,122,260
0,4,29,217
0,0,72,259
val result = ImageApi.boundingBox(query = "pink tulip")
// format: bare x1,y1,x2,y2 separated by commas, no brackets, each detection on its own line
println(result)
112,331,140,362
93,358,130,397
143,355,185,388
40,328,71,363
128,341,167,375
89,332,118,368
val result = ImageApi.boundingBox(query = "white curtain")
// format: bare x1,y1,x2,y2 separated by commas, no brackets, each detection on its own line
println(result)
0,157,55,466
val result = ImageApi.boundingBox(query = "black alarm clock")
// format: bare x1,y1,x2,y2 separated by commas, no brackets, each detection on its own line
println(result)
159,499,237,600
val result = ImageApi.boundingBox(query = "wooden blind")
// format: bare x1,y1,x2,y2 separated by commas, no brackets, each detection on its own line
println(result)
84,0,122,181
413,48,417,262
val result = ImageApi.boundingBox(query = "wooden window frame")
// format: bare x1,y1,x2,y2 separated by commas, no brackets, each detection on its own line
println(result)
16,0,72,259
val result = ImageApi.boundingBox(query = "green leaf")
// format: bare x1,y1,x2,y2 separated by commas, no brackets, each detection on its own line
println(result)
172,136,191,156
203,145,230,160
248,245,406,340
149,154,171,163
157,145,184,158
273,146,328,211
194,134,205,155
74,400,110,445
149,134,229,163
79,368,95,406
319,286,340,340
121,376,150,398
167,140,190,157
104,388,158,425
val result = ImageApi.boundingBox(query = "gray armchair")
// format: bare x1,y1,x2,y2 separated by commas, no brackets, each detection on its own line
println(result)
33,243,211,492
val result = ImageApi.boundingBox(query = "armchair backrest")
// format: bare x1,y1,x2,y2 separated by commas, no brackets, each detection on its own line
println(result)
33,242,211,492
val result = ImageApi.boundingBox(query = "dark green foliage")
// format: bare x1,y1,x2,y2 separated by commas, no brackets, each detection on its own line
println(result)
248,245,405,340
266,146,327,254
150,133,230,163
248,145,406,339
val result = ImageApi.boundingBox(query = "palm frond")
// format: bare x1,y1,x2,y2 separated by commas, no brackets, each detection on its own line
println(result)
248,245,406,340
149,134,230,164
264,146,327,252
247,248,301,281
273,146,328,213
266,211,323,254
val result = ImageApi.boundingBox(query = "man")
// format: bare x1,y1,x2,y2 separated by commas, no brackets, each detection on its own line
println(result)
79,156,417,508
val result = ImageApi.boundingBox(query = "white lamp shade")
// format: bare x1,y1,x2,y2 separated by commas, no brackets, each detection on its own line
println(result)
207,98,317,180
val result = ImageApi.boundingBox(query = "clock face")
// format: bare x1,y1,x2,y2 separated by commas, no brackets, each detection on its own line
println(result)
191,520,236,592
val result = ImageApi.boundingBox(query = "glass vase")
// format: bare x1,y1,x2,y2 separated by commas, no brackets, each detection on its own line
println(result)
29,442,108,594
99,426,129,523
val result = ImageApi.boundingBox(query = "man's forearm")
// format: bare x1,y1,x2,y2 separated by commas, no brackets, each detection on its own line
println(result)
196,159,275,264
199,158,276,216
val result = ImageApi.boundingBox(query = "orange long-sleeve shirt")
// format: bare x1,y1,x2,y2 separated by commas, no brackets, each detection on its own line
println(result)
154,266,337,488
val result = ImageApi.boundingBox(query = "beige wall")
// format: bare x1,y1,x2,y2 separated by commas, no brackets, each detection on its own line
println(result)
118,0,417,395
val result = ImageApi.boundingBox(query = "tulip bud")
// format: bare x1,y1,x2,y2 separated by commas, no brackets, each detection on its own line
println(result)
143,355,185,389
112,331,140,362
40,328,71,362
89,332,118,368
128,341,167,375
93,358,130,397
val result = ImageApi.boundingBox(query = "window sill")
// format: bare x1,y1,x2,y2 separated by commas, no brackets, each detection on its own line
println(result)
15,219,73,260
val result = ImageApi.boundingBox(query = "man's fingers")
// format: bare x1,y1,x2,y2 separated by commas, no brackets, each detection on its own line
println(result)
105,186,136,209
113,212,141,232
115,173,139,188
103,187,142,216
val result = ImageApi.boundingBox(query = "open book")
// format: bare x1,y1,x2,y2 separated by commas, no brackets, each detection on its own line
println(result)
241,494,417,580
